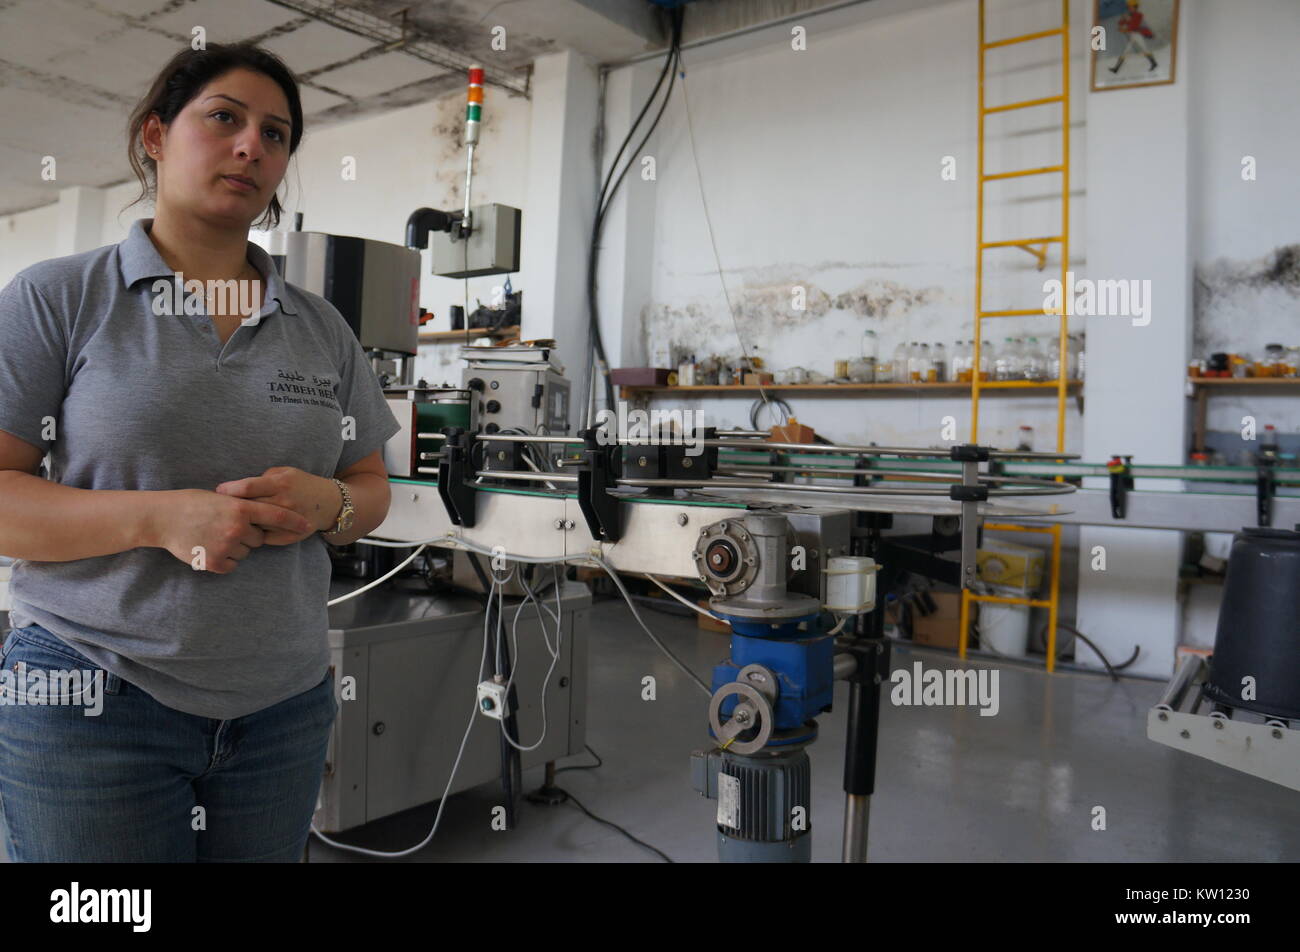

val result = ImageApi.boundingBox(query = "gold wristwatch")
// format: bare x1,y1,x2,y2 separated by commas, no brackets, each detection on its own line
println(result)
329,477,355,534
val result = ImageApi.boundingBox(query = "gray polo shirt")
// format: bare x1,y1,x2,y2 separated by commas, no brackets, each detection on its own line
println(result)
0,218,401,719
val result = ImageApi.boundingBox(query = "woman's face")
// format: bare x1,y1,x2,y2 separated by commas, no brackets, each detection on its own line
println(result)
148,67,293,229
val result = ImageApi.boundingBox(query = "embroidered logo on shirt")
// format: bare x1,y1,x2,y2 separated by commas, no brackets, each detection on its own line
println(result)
267,369,339,410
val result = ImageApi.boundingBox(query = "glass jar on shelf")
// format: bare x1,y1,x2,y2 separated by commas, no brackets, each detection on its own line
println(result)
951,341,970,383
994,337,1017,381
919,343,936,382
976,338,995,381
892,341,909,384
1258,343,1285,378
861,329,879,382
932,342,947,382
1022,337,1047,382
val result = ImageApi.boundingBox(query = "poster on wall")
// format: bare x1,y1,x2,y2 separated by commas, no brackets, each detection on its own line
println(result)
1091,0,1179,91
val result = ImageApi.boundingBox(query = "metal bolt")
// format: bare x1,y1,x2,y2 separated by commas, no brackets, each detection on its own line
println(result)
1272,728,1283,739
682,458,693,468
677,513,689,526
554,519,565,530
1213,719,1224,730
638,455,647,467
1179,729,1190,739
373,722,386,735
1157,711,1168,721
745,671,768,685
564,519,575,530
734,710,751,725
497,450,506,461
873,673,882,685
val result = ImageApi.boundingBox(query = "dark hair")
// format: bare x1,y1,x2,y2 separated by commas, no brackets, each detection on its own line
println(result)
126,42,303,229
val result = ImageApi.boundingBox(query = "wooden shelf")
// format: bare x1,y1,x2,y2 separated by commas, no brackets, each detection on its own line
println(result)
1188,377,1300,386
418,325,519,342
619,380,1082,395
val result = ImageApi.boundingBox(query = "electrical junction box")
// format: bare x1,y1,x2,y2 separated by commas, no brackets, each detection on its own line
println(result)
477,680,508,720
430,203,521,278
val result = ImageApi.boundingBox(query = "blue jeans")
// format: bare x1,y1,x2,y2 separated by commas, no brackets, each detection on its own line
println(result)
0,623,338,862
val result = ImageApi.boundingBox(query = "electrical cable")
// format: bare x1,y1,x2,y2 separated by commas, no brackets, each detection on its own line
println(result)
749,395,792,431
355,534,712,695
551,786,673,863
679,49,769,410
646,573,724,621
500,565,564,752
1036,621,1139,681
585,6,685,417
326,543,427,606
591,555,712,696
554,744,603,774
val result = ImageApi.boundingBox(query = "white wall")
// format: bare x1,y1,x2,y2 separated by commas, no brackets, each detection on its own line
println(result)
598,0,1091,452
1190,0,1300,437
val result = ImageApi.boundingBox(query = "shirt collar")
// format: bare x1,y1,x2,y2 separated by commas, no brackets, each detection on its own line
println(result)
118,217,299,317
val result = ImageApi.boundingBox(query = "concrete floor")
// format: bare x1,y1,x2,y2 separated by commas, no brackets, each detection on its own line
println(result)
308,598,1300,863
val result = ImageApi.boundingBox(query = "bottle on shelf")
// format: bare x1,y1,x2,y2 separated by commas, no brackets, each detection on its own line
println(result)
919,343,935,382
1017,425,1035,452
976,338,994,382
952,340,970,383
1076,332,1086,381
932,342,947,382
1259,343,1285,378
1023,337,1046,382
891,341,909,384
862,329,879,382
678,353,696,386
995,337,1018,381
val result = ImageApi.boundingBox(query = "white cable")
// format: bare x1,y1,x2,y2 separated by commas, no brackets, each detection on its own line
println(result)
326,543,427,606
591,556,712,696
646,574,724,621
500,567,564,752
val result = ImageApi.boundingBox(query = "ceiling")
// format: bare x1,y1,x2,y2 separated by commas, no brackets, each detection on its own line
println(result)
0,0,937,218
0,0,669,216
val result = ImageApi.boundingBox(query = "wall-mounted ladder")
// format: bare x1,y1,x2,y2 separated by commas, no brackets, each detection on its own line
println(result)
962,0,1072,672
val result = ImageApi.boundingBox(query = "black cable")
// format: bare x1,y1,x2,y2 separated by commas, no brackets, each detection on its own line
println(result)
749,395,792,430
1035,621,1140,681
553,786,672,863
585,6,685,417
554,744,603,774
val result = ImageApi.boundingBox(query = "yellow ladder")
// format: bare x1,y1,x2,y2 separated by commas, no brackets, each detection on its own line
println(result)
961,0,1071,672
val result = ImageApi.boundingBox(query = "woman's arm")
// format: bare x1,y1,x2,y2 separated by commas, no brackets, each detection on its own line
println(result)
0,468,159,562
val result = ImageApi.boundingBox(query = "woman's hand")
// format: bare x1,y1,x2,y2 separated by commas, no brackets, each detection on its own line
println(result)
152,488,314,574
214,466,341,544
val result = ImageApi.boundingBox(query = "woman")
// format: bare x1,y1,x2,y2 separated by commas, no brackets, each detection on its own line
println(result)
0,42,401,861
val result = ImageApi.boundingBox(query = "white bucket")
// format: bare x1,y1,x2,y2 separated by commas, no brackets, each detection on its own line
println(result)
980,599,1029,658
